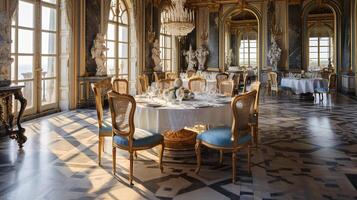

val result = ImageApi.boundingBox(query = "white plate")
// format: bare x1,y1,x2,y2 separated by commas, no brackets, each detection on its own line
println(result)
145,103,162,108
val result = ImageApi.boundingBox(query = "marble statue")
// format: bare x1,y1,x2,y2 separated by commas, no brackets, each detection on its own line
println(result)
268,37,281,71
183,45,196,70
195,45,209,71
152,39,162,72
0,12,13,87
91,33,109,76
225,49,234,67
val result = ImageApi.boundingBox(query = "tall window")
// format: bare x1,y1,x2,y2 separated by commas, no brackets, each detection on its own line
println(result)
11,0,59,114
106,0,129,79
239,33,257,67
159,30,172,72
309,36,333,69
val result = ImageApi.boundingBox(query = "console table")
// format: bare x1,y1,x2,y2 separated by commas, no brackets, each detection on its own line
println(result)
0,86,27,148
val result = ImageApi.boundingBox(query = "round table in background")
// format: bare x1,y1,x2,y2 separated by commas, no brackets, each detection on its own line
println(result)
281,78,328,94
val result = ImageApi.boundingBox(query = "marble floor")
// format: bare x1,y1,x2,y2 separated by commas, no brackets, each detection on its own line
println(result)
0,94,357,200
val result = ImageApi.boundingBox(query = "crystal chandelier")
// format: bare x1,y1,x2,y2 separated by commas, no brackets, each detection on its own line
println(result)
161,0,195,37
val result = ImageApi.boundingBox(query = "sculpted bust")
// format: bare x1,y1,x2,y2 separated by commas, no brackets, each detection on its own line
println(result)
183,45,197,70
152,39,162,72
91,33,109,76
195,45,209,71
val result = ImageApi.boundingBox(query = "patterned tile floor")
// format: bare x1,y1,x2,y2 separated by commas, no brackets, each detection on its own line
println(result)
0,94,357,200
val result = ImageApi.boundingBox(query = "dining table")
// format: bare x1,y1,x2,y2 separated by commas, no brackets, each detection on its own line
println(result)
134,94,232,155
280,77,328,94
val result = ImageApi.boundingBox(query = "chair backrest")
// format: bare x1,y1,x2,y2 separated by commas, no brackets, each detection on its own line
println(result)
112,78,129,94
137,75,149,95
268,72,278,87
231,90,257,145
219,80,234,97
92,79,112,128
108,91,136,139
188,77,207,93
186,69,196,78
158,79,175,91
242,72,249,93
328,73,337,91
216,73,229,89
250,81,261,113
166,72,177,79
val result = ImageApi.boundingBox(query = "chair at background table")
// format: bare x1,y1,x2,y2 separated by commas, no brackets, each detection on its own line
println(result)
240,72,249,93
314,73,337,102
108,91,164,185
137,75,149,95
219,80,234,97
112,79,129,94
249,81,261,147
92,79,113,165
268,72,279,95
158,79,175,92
195,90,256,183
165,72,178,79
216,73,229,89
189,77,207,93
186,69,196,78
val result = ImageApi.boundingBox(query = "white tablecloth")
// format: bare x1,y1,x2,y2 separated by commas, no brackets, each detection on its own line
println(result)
281,78,328,94
182,79,217,90
134,96,232,133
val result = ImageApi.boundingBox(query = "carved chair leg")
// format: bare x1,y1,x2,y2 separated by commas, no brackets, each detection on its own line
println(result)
102,138,105,152
134,151,138,159
219,150,223,166
195,140,202,174
232,151,237,184
159,142,164,173
129,151,134,185
112,147,116,175
98,137,102,166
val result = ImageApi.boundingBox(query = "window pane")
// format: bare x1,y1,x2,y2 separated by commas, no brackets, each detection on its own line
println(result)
320,59,329,66
107,23,115,40
18,56,33,80
118,59,128,75
106,41,115,58
320,53,329,59
118,26,128,42
41,79,56,105
42,6,57,31
42,32,57,54
309,47,318,53
165,37,171,48
309,59,318,66
118,43,128,58
107,59,115,75
165,49,171,60
11,28,15,53
18,1,34,28
11,56,16,80
41,56,56,77
309,53,318,59
42,0,57,4
18,29,34,53
320,47,329,53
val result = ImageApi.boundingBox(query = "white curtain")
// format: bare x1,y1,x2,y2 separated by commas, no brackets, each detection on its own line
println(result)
8,0,18,18
101,0,112,34
65,0,74,29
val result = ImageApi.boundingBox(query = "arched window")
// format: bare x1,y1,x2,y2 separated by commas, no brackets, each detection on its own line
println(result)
160,29,173,72
238,32,257,67
308,25,333,70
106,0,129,79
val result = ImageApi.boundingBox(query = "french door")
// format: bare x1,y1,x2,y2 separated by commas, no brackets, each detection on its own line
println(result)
11,0,59,115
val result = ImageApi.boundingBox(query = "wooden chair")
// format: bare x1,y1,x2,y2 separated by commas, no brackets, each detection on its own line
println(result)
268,72,279,95
108,91,164,185
165,72,177,79
219,80,234,97
91,79,112,165
241,72,249,93
249,81,261,147
216,73,229,89
230,74,241,95
186,69,196,78
158,79,175,92
137,75,149,95
195,90,256,183
314,73,337,102
188,77,207,93
112,78,129,94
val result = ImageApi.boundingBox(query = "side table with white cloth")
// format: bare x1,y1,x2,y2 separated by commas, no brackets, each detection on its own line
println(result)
134,94,232,157
281,78,328,99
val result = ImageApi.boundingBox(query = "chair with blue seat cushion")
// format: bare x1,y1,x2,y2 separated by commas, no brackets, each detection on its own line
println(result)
195,90,256,183
92,79,112,165
108,91,164,185
314,73,337,102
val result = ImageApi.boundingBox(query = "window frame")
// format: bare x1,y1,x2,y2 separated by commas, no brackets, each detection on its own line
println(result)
159,31,173,72
238,33,257,67
308,36,333,69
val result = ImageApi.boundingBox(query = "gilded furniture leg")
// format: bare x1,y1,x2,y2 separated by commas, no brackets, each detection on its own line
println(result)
195,140,201,174
232,151,236,184
98,137,102,165
159,142,164,172
14,90,27,148
129,151,134,185
219,150,223,166
112,147,116,175
134,151,138,159
102,138,105,152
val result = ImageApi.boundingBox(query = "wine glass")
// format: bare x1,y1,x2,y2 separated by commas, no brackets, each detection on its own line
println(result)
177,89,185,104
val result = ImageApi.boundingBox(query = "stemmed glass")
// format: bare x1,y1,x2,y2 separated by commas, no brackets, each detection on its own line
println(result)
176,88,185,104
